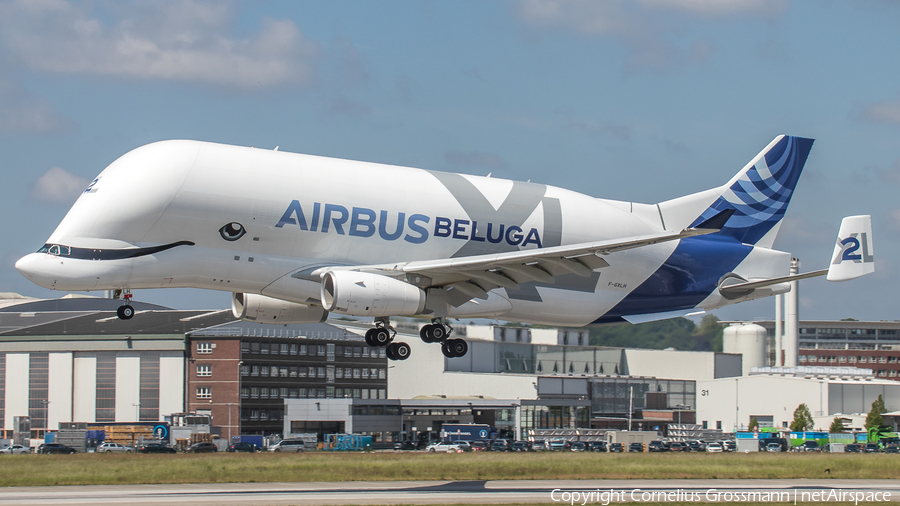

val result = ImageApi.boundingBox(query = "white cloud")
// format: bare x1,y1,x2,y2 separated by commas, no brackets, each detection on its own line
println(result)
513,0,784,72
30,167,89,204
0,0,321,88
862,97,900,125
0,79,68,133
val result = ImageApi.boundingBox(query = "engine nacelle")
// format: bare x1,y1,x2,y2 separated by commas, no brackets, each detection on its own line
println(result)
232,293,328,323
321,271,426,317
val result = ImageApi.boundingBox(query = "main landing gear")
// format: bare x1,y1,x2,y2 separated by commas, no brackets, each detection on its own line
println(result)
115,289,135,320
364,317,410,361
421,318,468,359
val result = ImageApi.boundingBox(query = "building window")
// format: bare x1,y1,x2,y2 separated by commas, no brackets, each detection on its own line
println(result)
317,367,326,378
317,345,326,357
251,342,260,354
29,352,49,429
716,421,722,430
299,344,307,355
240,365,249,376
250,387,259,399
280,344,289,355
378,348,386,359
354,347,361,358
362,347,370,358
849,356,857,363
280,388,288,398
251,365,259,377
197,342,212,354
260,343,269,355
362,368,369,379
241,342,250,353
280,367,288,378
196,387,211,399
260,365,269,377
336,368,343,379
378,369,387,380
345,367,352,378
353,368,361,379
327,365,335,383
290,344,299,355
240,388,249,399
298,387,307,398
344,346,352,357
290,366,298,377
702,421,708,429
197,365,211,377
327,343,335,361
298,366,307,378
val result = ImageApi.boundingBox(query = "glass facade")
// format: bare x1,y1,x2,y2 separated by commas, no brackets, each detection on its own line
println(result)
492,343,625,375
590,377,695,414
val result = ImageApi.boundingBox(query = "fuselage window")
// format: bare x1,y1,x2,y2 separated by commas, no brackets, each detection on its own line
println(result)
48,245,59,255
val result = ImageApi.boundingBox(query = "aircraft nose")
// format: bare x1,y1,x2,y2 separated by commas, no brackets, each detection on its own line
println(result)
15,253,42,282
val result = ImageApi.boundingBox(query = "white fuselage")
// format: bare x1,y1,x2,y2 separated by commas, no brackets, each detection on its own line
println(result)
16,140,789,326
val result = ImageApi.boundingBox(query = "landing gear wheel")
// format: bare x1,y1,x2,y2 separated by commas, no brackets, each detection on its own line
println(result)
117,305,135,320
421,323,447,343
386,342,411,361
448,338,468,357
371,327,392,346
365,328,377,347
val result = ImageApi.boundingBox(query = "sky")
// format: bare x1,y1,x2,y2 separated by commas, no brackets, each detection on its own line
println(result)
1,0,898,324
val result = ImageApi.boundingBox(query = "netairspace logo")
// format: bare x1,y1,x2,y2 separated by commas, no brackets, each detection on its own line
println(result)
550,488,892,505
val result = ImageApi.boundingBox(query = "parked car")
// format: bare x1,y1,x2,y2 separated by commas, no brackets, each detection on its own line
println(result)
490,439,510,452
454,441,473,452
667,442,687,452
97,442,134,453
844,444,861,453
512,441,532,452
686,440,704,452
801,441,821,452
884,444,900,454
37,443,77,454
628,442,644,453
425,442,463,453
227,442,260,453
723,440,736,452
185,442,218,453
609,443,625,453
706,442,724,453
863,443,881,453
393,440,419,451
530,440,548,451
268,439,307,453
470,441,488,451
765,442,783,452
586,441,608,452
548,439,567,451
138,443,177,454
648,441,668,452
0,444,30,455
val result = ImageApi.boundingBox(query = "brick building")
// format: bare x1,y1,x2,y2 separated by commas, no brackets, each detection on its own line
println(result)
187,321,387,438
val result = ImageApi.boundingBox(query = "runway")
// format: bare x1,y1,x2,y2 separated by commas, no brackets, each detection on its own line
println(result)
0,479,898,505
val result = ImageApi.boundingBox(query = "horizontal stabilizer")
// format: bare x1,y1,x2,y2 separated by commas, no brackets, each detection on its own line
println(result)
827,215,875,281
623,309,706,325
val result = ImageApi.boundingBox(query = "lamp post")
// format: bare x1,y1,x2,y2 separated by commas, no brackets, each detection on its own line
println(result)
133,402,141,421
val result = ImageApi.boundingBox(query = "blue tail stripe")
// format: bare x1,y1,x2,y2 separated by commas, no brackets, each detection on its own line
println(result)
689,135,813,245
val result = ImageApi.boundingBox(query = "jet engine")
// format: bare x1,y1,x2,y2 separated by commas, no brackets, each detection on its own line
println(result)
321,271,426,317
232,293,328,323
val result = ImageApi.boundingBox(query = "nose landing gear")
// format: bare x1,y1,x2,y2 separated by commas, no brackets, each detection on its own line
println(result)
115,289,135,320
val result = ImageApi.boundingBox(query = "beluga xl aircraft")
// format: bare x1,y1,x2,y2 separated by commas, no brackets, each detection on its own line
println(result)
16,135,874,361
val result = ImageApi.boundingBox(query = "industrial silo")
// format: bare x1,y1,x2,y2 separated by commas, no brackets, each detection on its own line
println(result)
723,323,768,376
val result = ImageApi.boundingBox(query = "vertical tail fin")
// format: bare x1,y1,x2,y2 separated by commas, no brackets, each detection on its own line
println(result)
689,135,814,247
827,215,874,281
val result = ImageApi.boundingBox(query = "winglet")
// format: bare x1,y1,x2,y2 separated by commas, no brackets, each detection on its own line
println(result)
827,215,874,281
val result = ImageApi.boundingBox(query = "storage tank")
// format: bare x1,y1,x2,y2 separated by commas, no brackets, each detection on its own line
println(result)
723,323,767,376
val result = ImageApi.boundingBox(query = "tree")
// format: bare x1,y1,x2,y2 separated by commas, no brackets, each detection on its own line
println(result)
749,416,760,431
829,416,845,433
790,403,814,431
866,394,887,431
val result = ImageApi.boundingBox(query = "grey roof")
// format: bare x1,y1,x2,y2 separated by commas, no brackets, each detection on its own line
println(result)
0,309,236,337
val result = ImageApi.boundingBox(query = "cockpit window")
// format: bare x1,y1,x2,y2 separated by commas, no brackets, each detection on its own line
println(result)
41,244,71,256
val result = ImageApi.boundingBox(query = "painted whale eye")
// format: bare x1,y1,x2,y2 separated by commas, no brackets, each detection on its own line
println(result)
219,222,246,241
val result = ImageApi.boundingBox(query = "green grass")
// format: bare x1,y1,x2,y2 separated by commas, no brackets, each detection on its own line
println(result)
0,451,898,487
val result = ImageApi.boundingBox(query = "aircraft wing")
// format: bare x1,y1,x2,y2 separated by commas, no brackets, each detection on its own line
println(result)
312,226,719,306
